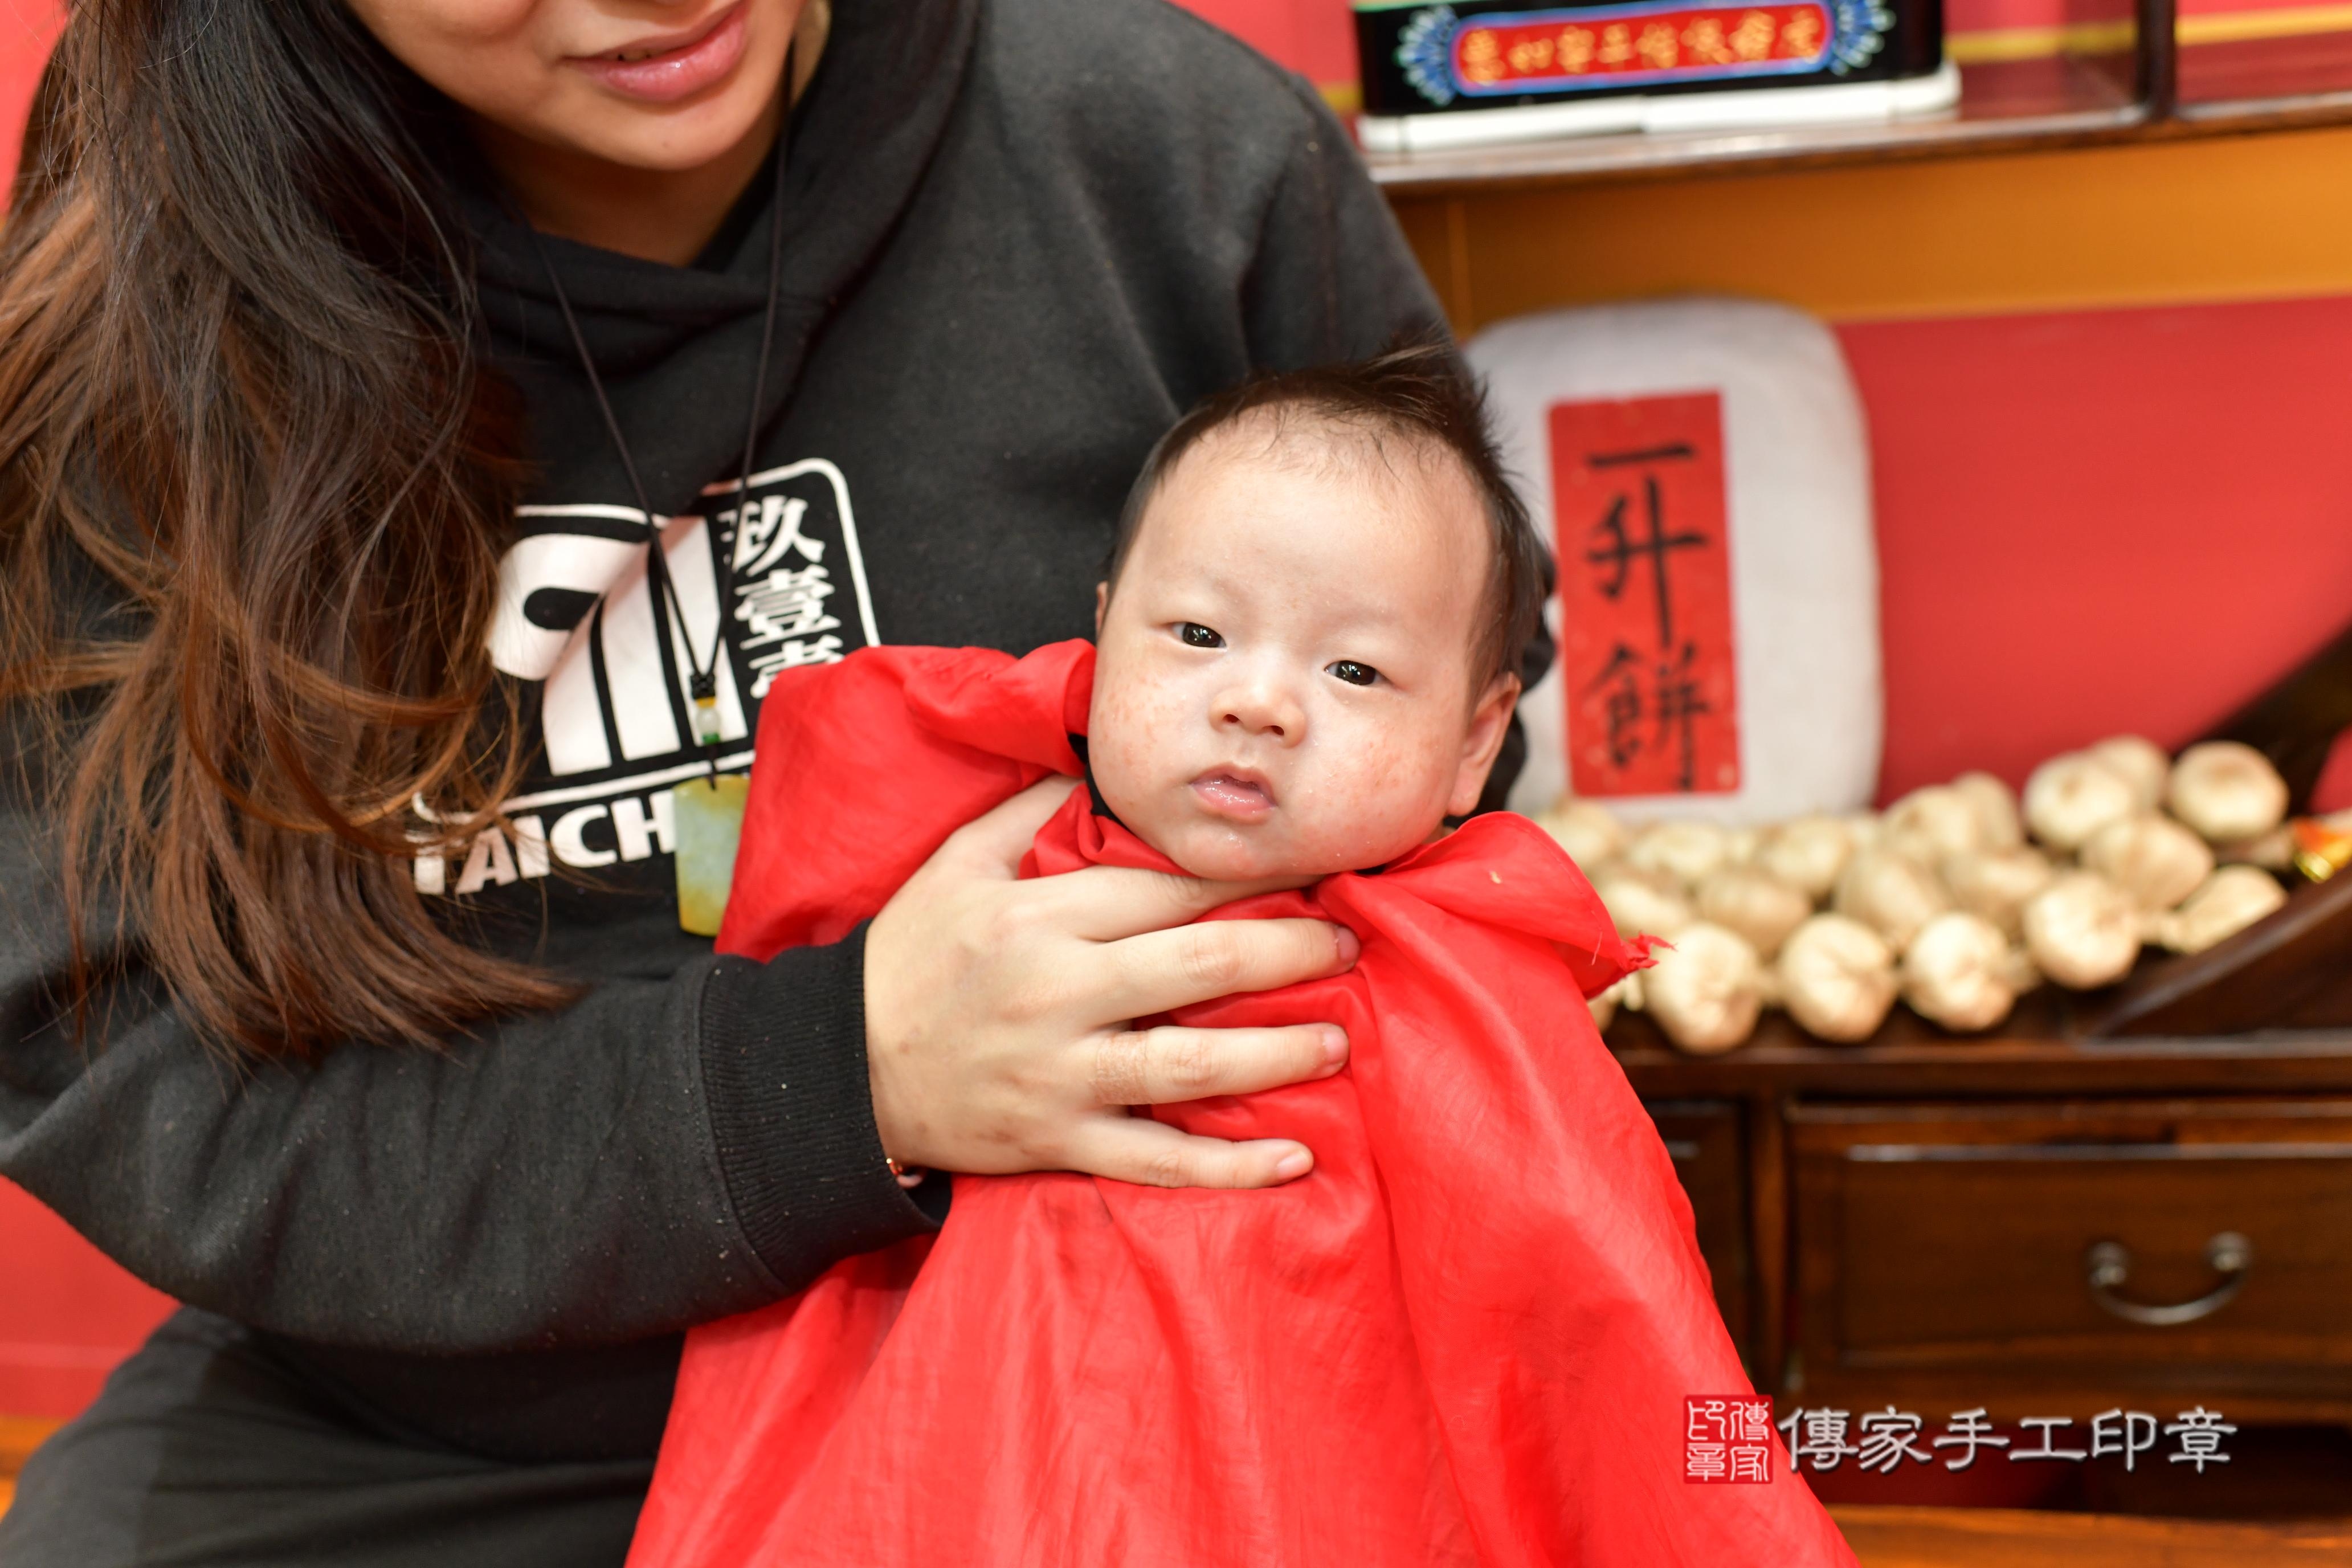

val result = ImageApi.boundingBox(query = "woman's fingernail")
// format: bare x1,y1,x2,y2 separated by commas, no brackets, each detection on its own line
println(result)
1333,926,1361,966
1273,1149,1313,1180
1320,1026,1349,1066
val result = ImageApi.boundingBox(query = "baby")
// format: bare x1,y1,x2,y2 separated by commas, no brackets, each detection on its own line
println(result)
627,348,1852,1568
1084,344,1540,884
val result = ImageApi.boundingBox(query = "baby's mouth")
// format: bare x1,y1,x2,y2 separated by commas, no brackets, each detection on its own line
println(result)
1190,770,1276,820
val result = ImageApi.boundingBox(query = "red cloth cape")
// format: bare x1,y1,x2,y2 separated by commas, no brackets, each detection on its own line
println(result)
627,640,1853,1568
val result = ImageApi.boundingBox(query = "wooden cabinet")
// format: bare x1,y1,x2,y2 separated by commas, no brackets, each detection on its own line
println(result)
1648,1100,1753,1367
1791,1100,2352,1420
1615,1003,2352,1422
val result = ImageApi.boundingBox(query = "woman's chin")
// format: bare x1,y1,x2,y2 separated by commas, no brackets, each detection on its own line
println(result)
557,99,775,172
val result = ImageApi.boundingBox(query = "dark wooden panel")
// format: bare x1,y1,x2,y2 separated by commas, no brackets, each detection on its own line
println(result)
1790,1100,2352,1418
1830,1505,2352,1567
2086,874,2352,1037
1645,1099,1750,1367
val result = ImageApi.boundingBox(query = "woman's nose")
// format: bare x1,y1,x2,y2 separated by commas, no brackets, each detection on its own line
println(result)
1214,683,1308,745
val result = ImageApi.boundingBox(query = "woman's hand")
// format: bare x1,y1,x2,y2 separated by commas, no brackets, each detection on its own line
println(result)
864,778,1355,1189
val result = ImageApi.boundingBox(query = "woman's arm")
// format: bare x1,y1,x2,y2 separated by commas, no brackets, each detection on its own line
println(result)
0,783,1355,1354
1239,79,1451,371
0,795,907,1353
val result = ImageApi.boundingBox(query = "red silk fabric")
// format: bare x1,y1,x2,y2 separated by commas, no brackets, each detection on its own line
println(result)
628,640,1852,1567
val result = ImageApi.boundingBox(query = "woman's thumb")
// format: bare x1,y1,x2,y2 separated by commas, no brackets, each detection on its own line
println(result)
949,775,1082,875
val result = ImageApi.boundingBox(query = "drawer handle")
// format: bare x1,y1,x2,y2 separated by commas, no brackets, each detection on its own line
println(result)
2083,1233,2252,1327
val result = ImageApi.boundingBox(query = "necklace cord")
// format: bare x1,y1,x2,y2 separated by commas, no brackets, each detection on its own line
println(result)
522,52,795,779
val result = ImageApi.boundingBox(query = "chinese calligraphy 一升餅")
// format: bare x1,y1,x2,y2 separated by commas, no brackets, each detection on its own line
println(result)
1550,392,1742,799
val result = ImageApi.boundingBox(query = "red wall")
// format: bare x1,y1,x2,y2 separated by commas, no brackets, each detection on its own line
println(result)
1177,0,1357,91
0,0,62,191
0,1181,173,1418
1841,297,2352,801
0,0,161,1424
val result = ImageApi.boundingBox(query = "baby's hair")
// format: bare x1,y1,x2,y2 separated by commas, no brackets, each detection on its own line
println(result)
1105,341,1545,693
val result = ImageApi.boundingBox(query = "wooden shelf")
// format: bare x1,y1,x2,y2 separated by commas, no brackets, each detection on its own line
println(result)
2181,27,2352,119
1832,1505,2352,1567
0,1415,58,1522
1366,56,2137,191
1364,40,2352,192
1610,998,2352,1099
1616,856,2352,1098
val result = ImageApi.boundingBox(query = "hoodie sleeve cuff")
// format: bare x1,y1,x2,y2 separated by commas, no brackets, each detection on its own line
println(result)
696,922,942,1292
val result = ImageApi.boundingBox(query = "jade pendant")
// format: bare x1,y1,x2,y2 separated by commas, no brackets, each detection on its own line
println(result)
674,773,749,937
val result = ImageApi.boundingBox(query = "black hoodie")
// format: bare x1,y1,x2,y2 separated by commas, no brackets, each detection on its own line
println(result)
0,0,1465,1468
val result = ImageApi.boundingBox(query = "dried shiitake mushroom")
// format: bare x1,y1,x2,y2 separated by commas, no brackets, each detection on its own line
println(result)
1626,820,1734,888
1755,815,1853,903
2151,865,2289,954
1832,848,1952,953
1777,913,1898,1044
1883,785,1985,866
1591,864,1694,942
2087,734,2171,814
2081,812,2214,912
1641,922,1767,1055
1952,770,2026,851
2167,741,2289,845
2021,871,2141,989
1941,846,2056,940
1536,797,1627,869
1901,912,2036,1032
1694,865,1812,961
2023,752,2138,854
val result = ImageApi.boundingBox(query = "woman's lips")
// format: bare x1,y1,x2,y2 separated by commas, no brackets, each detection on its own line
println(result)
1191,771,1276,821
569,3,749,104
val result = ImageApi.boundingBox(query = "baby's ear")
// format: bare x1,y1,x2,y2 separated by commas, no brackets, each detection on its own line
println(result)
1447,674,1521,817
1093,582,1108,636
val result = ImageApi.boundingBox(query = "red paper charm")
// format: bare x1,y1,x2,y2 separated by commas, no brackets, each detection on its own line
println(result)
1551,391,1743,799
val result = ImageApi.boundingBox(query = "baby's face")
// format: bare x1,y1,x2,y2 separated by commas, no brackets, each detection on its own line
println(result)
1088,424,1517,881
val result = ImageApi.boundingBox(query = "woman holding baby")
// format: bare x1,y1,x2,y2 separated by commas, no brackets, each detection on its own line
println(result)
0,0,1490,1563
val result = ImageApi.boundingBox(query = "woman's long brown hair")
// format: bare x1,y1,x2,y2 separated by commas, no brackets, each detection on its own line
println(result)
1,0,573,1055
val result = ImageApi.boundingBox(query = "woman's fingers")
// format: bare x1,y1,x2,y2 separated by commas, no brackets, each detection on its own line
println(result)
936,776,1084,879
1100,916,1359,1020
1090,1023,1348,1108
1040,861,1320,942
864,774,1355,1187
1068,1115,1315,1190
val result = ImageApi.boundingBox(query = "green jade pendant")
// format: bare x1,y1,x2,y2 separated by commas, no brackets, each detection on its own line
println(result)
674,696,748,937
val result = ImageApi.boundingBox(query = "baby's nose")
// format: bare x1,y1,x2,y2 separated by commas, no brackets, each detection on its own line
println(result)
1216,684,1308,744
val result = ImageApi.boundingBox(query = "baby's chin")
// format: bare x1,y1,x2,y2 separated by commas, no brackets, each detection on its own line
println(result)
1140,811,1435,883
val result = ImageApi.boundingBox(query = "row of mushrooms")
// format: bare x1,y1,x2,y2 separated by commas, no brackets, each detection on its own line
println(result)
1542,738,2299,1054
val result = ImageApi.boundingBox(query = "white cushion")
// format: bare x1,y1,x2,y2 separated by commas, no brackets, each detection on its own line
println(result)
1469,297,1883,826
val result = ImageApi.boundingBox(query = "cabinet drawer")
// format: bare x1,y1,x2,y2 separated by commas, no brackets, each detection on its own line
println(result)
1791,1100,2352,1416
1646,1099,1750,1365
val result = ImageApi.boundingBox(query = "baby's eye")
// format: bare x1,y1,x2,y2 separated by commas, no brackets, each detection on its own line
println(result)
1177,622,1224,649
1328,660,1380,687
